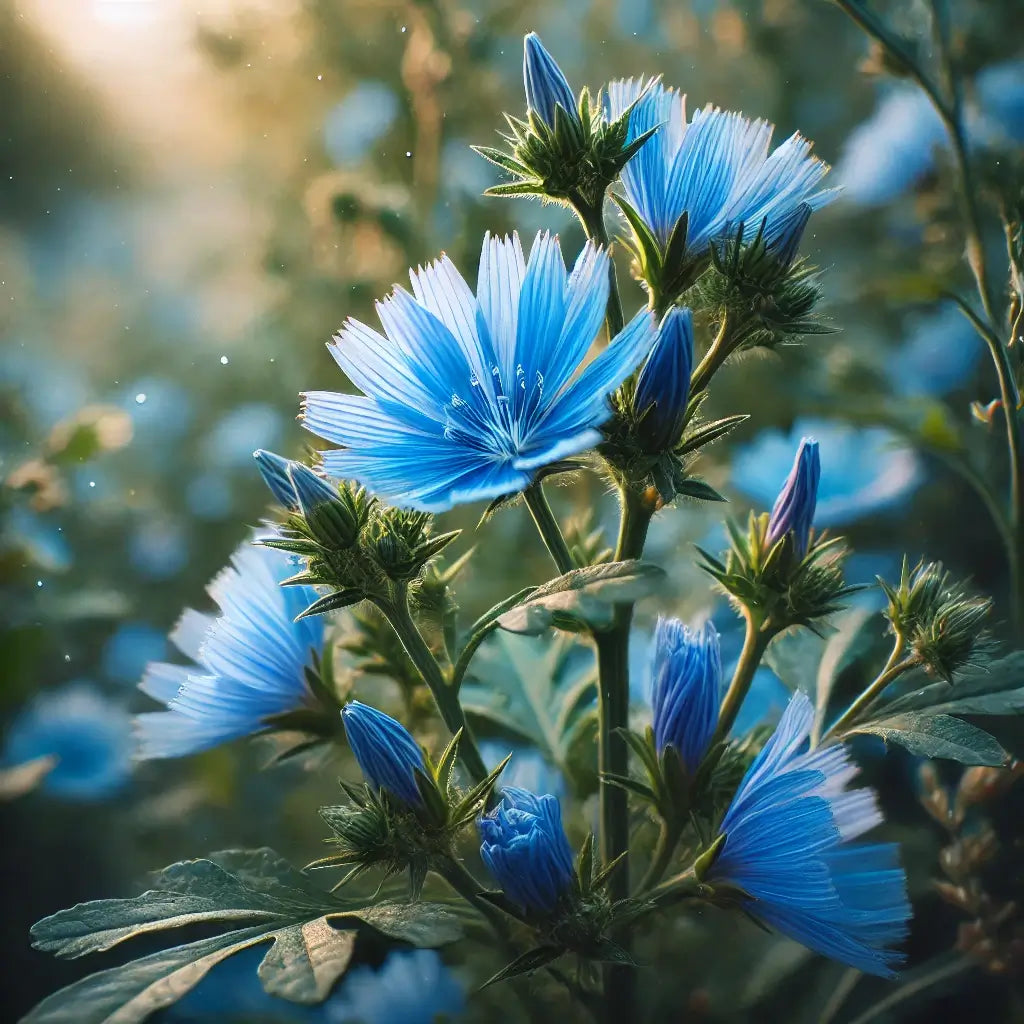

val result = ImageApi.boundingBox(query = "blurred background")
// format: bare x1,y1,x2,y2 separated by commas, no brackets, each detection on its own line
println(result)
2,0,1023,1020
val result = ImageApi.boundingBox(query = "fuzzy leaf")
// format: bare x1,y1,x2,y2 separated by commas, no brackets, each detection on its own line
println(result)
26,848,461,1023
848,713,1010,766
494,560,664,635
880,652,1024,718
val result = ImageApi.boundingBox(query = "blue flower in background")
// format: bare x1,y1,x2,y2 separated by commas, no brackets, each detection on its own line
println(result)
129,518,190,580
326,949,464,1024
732,419,921,526
185,471,234,521
119,376,194,443
634,306,694,452
302,232,656,511
523,33,578,129
6,507,72,572
708,692,910,976
324,82,400,165
765,437,820,558
606,79,834,253
479,787,576,914
479,740,566,797
837,63,1024,207
341,701,425,806
889,302,981,396
3,684,133,800
835,89,944,206
102,622,168,684
650,618,721,773
135,543,325,759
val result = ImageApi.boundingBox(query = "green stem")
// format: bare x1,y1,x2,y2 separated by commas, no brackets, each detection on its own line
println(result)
639,820,682,892
592,486,654,1024
382,591,488,784
523,483,574,575
689,311,740,396
573,197,625,338
823,637,916,742
710,608,776,751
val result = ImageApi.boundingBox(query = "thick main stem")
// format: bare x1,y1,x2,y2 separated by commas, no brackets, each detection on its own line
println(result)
593,487,653,1024
384,593,488,784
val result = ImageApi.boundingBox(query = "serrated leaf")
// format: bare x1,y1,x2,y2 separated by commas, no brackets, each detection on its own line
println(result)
460,633,595,777
494,560,664,635
26,848,462,1023
479,946,563,989
847,713,1009,766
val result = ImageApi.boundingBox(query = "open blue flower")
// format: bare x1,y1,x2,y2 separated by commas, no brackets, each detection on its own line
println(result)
606,79,834,254
708,691,910,976
135,543,325,759
341,701,425,806
479,787,576,914
302,231,656,511
650,618,721,773
3,684,133,800
765,437,820,558
732,418,921,527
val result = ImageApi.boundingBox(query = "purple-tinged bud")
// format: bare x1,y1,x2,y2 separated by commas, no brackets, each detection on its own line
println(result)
765,437,820,558
523,33,578,130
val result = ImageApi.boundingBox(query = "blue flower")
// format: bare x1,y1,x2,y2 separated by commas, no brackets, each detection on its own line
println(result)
634,306,694,452
708,692,910,976
324,81,400,166
135,543,326,759
302,232,656,511
3,684,133,800
765,437,820,558
341,701,425,806
888,301,981,397
102,621,168,684
732,418,922,527
326,949,464,1024
606,79,834,253
479,786,576,914
523,33,578,130
650,618,722,774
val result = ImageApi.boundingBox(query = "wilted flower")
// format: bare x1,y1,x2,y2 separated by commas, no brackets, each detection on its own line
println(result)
650,618,722,774
302,232,656,511
707,692,910,976
765,437,820,558
633,307,694,453
523,33,578,130
479,787,576,914
135,544,326,759
606,79,833,288
341,701,425,806
2,685,133,800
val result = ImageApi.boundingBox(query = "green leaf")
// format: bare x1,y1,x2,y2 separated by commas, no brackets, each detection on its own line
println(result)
812,607,884,740
296,590,365,619
494,560,665,635
880,651,1024,718
27,848,462,1023
479,946,563,989
460,632,595,776
848,713,1009,766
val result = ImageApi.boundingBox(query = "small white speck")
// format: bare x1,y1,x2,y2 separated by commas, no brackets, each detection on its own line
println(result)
89,480,96,488
135,393,147,405
36,580,43,588
220,355,229,365
316,74,322,81
405,151,412,158
400,25,406,32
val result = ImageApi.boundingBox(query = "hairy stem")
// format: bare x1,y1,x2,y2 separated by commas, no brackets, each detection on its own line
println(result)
523,483,575,575
823,636,916,741
383,591,488,784
639,820,683,892
573,197,625,338
710,608,777,751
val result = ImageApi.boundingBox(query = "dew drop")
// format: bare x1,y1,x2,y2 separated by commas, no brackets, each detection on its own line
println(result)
64,654,71,662
135,393,147,405
36,580,43,588
88,480,96,488
316,74,323,81
220,355,229,365
405,151,412,158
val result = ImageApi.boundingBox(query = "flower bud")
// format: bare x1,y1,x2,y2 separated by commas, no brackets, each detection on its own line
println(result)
254,449,300,510
289,464,366,551
341,701,425,806
523,33,578,131
765,437,820,558
767,203,812,271
479,787,575,915
633,307,694,453
650,618,721,774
